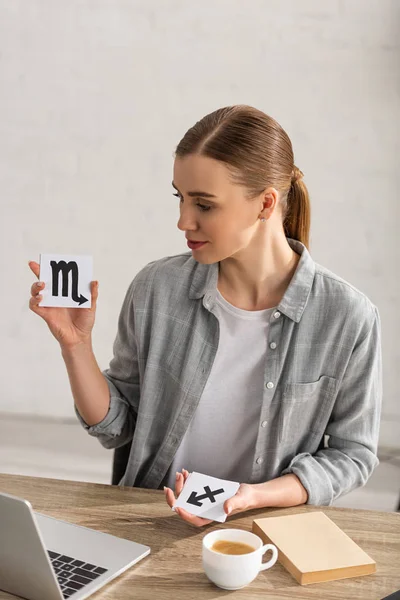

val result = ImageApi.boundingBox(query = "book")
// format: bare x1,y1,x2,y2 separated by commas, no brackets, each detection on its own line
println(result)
252,511,376,585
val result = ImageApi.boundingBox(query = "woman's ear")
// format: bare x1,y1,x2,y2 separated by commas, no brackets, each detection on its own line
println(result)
263,187,279,212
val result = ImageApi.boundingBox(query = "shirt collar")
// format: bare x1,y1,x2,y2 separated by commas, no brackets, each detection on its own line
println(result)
188,238,315,323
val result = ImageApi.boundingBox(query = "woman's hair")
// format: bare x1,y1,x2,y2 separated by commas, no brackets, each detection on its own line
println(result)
175,105,311,249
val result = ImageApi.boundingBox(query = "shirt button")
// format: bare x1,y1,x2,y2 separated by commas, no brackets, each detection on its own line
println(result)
270,342,277,349
273,311,281,319
256,457,263,465
266,381,274,389
261,421,268,428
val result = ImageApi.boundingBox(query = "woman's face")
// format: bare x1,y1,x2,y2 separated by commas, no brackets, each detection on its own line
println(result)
174,154,271,265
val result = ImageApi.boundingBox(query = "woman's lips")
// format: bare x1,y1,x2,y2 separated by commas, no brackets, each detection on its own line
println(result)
187,240,208,249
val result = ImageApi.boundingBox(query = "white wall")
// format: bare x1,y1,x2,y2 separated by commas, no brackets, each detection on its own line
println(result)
1,0,399,446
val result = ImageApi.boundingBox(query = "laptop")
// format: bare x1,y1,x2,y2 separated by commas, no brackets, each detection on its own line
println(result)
0,491,151,600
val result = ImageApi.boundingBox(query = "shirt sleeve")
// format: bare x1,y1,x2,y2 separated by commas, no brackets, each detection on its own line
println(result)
281,305,383,506
74,278,140,450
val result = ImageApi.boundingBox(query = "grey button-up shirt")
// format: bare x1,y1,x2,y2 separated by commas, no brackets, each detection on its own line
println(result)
75,238,382,506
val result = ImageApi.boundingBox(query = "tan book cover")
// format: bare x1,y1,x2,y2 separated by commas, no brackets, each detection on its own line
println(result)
252,511,376,585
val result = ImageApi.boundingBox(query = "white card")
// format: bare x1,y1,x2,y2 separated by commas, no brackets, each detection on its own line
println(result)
39,254,93,308
172,471,240,523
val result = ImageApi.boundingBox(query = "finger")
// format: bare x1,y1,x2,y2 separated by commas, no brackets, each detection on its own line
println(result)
90,281,99,311
29,293,43,308
176,507,213,527
28,261,40,279
29,294,47,318
176,472,185,496
163,487,176,509
31,281,44,296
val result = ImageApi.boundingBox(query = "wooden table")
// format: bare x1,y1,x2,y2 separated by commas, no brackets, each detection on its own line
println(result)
0,473,399,599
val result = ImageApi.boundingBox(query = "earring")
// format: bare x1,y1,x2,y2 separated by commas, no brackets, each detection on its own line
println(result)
260,217,266,222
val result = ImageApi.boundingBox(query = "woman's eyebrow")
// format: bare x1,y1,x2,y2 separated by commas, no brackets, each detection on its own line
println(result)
172,181,217,199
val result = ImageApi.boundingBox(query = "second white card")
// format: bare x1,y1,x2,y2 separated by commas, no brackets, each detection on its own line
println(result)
172,471,240,523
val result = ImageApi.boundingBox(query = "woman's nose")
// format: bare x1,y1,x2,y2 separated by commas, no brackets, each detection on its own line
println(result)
177,212,196,231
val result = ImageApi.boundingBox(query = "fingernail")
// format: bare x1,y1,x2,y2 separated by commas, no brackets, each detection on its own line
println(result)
176,472,180,480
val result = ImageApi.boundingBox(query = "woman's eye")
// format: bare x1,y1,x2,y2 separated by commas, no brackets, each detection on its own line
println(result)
172,192,211,212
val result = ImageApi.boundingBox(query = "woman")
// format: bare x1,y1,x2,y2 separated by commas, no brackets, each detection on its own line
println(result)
29,105,382,528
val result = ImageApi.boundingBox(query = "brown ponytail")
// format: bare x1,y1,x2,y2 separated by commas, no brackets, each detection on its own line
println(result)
283,167,311,250
175,105,312,250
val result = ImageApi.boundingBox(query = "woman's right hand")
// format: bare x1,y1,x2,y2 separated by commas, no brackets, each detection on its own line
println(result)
28,261,99,350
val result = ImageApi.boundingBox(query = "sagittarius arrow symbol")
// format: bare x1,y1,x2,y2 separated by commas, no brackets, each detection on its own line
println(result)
187,485,225,507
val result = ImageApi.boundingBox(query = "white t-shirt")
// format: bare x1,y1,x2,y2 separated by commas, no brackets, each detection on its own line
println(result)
162,288,276,488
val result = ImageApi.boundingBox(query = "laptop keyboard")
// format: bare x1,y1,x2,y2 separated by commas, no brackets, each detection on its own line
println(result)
47,550,108,598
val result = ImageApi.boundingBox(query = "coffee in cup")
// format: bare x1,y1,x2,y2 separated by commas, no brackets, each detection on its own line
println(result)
210,540,256,555
202,528,278,590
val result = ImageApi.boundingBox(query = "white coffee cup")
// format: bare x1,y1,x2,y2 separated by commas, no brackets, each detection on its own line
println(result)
202,528,278,590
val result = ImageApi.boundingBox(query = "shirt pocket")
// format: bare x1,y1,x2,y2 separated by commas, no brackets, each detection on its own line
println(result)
278,375,337,445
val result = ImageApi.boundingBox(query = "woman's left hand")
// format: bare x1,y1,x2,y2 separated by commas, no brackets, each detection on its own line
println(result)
164,469,257,528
